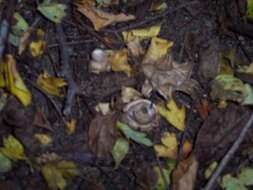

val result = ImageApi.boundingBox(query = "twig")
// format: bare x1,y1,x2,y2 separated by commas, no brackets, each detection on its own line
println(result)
0,0,17,61
56,24,79,116
203,112,253,190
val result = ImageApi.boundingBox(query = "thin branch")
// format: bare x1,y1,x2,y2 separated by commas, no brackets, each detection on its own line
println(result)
56,24,79,116
203,112,253,190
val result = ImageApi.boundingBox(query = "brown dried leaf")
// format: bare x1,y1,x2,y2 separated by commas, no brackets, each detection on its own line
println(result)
194,104,252,163
142,55,192,98
172,155,198,190
88,113,119,157
76,3,135,31
32,108,52,131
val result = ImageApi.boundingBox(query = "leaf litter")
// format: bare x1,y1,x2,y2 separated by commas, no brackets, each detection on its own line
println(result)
2,0,253,189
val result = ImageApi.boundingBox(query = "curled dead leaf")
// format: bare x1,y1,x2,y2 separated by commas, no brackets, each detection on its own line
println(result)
76,2,135,31
142,53,192,98
121,99,159,131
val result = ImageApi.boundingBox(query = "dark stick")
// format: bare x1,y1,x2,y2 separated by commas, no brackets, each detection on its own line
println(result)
203,113,253,190
56,24,78,116
0,0,17,61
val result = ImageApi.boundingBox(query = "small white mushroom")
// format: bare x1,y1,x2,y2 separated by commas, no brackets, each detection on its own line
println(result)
89,49,111,74
121,99,159,131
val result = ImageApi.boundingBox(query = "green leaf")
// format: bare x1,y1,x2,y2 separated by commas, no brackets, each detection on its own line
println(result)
112,138,129,168
247,0,253,20
56,160,80,178
116,122,153,146
0,135,25,161
0,153,12,173
96,0,112,4
154,160,176,190
239,167,253,186
242,84,253,105
211,74,245,103
41,160,79,190
221,174,247,190
42,164,66,190
12,13,29,36
9,13,29,46
37,2,67,23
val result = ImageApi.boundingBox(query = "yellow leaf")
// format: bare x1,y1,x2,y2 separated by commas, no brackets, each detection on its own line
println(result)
109,49,132,76
34,133,52,145
41,160,79,190
154,132,178,159
0,55,32,106
29,40,46,57
157,99,186,131
56,160,80,177
122,25,160,57
36,71,67,97
65,119,76,135
0,135,25,161
42,164,66,190
142,37,173,64
76,3,135,31
122,25,161,42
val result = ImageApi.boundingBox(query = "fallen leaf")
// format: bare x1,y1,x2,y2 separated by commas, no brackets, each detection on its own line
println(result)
32,108,52,131
109,49,132,76
172,155,198,190
65,119,77,135
142,37,173,64
157,98,186,131
195,104,251,163
154,159,176,190
243,84,253,105
116,121,153,146
239,168,253,186
154,132,178,159
36,71,67,97
9,13,29,47
150,1,168,11
37,2,67,23
221,175,246,190
88,113,119,157
41,160,79,190
122,25,161,42
34,133,52,146
0,55,32,106
211,74,246,103
29,40,46,57
204,162,218,179
111,137,129,168
122,25,161,57
121,86,141,103
0,153,12,173
247,0,253,21
0,135,25,161
238,63,253,75
121,99,159,131
76,2,135,31
142,54,192,98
